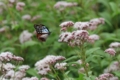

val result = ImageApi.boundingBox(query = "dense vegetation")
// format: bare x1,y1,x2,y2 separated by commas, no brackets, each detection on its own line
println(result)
0,0,120,80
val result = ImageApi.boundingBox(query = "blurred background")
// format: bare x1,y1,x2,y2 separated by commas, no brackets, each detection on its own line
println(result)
0,0,120,71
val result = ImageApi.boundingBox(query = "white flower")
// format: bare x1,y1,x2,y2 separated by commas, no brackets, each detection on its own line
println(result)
109,42,120,48
22,14,31,21
19,65,30,72
54,1,77,10
104,61,119,73
73,22,89,30
19,30,33,43
9,0,15,4
35,60,51,75
0,52,13,61
0,27,7,33
3,63,15,71
22,77,38,80
55,62,67,70
5,70,15,78
14,71,26,79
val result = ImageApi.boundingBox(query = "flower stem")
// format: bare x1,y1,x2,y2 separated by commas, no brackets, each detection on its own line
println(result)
80,43,89,77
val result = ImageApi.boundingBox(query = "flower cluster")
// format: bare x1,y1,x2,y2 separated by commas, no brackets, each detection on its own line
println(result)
54,1,77,11
35,55,66,75
19,30,33,44
104,42,120,56
22,14,41,21
0,52,35,80
0,52,24,62
104,61,120,73
95,73,118,80
58,18,104,46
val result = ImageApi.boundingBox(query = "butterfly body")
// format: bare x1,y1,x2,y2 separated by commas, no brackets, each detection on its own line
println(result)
34,24,50,42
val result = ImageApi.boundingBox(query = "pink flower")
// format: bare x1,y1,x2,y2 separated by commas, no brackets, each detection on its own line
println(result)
60,21,74,27
16,2,25,11
72,30,89,41
55,62,67,70
73,22,89,30
88,18,105,30
41,77,49,80
54,1,77,10
87,34,99,43
58,32,73,42
105,48,116,56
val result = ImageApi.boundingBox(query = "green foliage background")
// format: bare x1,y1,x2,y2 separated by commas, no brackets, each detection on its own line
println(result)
0,0,120,78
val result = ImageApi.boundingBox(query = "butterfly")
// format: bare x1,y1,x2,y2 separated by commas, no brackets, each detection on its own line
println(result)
34,24,51,42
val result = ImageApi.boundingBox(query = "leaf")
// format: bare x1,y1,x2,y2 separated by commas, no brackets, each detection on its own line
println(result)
86,47,100,56
109,2,118,12
76,73,84,80
21,41,38,49
1,47,15,52
27,68,40,78
113,71,120,77
63,56,79,62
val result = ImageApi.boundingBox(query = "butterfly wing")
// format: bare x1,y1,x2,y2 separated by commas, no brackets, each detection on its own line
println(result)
34,24,50,42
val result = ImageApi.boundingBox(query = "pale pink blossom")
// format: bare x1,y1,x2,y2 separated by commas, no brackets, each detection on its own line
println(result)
95,73,117,80
88,34,99,43
55,63,67,70
3,63,15,71
22,14,31,21
9,0,15,4
13,71,26,80
0,52,13,61
59,21,74,27
35,60,51,75
5,70,15,78
54,1,77,10
109,42,120,48
73,22,89,30
19,65,30,72
41,77,50,80
12,56,24,61
22,77,38,80
104,61,120,73
19,30,33,43
105,48,116,56
89,18,105,30
0,27,7,33
72,30,89,41
58,32,73,42
16,2,25,11
78,68,85,73
31,15,41,21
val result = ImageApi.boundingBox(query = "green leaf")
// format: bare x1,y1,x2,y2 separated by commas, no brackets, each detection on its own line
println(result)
63,56,79,62
109,2,118,12
21,41,38,49
27,68,40,78
113,71,120,77
76,73,84,80
86,47,100,56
